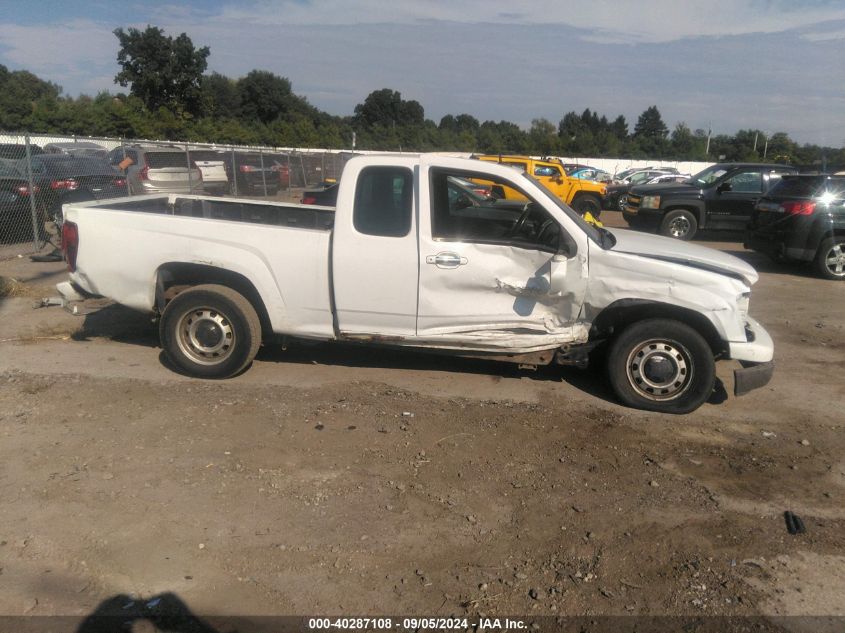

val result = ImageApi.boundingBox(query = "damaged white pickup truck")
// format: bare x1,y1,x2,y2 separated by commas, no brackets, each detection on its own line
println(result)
59,154,773,413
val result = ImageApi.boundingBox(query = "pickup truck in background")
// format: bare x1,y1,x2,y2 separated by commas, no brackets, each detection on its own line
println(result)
624,162,798,240
59,154,773,414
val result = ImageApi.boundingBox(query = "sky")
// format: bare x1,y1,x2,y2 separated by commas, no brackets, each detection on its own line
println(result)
1,0,844,145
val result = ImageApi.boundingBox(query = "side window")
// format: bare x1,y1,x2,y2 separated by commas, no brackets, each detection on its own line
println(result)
534,165,563,178
430,168,561,252
353,166,413,237
726,170,762,193
764,170,790,192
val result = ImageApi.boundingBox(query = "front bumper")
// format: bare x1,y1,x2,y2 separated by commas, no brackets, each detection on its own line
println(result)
734,360,774,396
728,316,775,396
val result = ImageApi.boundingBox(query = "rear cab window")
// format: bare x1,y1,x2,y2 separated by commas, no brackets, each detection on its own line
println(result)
353,167,413,237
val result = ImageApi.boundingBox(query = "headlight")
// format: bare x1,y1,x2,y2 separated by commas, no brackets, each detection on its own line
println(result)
737,292,750,321
641,195,661,209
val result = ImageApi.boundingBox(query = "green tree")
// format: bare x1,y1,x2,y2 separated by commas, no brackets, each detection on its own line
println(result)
632,105,669,156
200,72,241,119
237,70,294,124
0,64,62,129
114,25,209,115
353,89,424,129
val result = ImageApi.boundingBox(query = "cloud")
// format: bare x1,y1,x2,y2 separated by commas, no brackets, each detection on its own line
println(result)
0,19,118,92
211,0,845,43
0,1,842,145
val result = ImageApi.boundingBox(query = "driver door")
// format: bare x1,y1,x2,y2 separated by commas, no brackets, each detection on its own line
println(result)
415,160,588,351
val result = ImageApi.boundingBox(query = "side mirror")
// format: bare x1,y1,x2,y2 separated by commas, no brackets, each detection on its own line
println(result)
717,181,732,193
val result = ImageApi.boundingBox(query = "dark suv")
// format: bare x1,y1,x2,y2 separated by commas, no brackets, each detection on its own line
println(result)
624,162,797,240
745,174,845,280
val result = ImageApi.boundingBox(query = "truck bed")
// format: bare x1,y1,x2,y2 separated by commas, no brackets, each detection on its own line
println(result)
103,195,335,231
63,194,337,339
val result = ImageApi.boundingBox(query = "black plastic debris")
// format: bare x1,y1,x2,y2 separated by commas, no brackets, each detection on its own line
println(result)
784,511,806,535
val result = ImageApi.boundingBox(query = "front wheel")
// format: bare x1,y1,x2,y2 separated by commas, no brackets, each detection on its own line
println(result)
659,209,698,240
606,318,715,414
572,194,602,219
815,237,845,280
160,284,262,378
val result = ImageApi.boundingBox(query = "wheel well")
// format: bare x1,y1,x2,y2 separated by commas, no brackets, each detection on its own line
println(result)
589,300,728,356
155,263,272,339
664,205,703,226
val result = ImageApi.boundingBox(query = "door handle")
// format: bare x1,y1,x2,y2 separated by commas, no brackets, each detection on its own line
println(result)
425,252,468,269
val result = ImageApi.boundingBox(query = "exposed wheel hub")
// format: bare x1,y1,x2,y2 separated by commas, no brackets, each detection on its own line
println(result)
668,216,691,238
176,308,235,365
626,340,692,401
825,244,845,276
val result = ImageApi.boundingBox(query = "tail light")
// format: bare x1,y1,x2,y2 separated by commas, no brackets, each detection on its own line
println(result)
113,177,127,188
780,201,816,215
138,165,149,180
301,196,317,205
50,179,80,190
62,221,79,272
239,165,255,172
15,184,39,196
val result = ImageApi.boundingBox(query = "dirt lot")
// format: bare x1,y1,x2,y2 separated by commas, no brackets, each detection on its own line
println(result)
0,213,843,631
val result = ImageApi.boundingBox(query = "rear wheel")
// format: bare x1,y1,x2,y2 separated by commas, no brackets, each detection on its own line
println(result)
607,318,715,414
815,237,845,280
160,284,262,378
659,209,698,240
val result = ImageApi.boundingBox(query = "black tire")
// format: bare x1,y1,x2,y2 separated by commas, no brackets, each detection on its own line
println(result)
572,194,602,218
659,209,698,240
606,318,715,414
160,284,262,378
617,194,628,212
814,236,845,280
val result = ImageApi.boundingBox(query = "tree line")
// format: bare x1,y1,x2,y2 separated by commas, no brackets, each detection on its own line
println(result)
0,25,842,170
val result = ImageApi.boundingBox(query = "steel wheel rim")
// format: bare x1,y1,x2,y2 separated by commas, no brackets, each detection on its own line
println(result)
618,195,627,212
668,216,691,238
824,244,845,277
626,339,693,401
176,307,236,365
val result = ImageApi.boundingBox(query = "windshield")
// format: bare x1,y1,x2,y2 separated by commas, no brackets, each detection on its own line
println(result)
687,165,728,187
523,173,606,247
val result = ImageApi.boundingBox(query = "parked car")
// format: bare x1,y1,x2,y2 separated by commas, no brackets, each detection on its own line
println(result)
472,155,607,218
186,150,230,195
43,141,109,159
0,143,44,160
108,145,204,195
301,182,339,206
25,154,127,222
606,169,688,212
60,154,773,414
229,152,282,196
0,161,40,242
745,174,845,280
624,162,798,240
569,167,613,183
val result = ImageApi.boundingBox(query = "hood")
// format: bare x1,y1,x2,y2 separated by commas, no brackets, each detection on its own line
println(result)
629,182,698,196
606,228,758,285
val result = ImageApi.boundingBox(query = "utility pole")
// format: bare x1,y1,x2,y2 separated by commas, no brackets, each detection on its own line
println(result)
753,132,758,153
705,123,711,157
763,133,769,159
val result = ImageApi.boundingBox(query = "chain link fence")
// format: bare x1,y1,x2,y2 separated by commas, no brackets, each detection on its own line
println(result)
0,133,359,260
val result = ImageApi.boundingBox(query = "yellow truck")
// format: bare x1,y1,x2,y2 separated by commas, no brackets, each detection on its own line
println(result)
473,155,606,219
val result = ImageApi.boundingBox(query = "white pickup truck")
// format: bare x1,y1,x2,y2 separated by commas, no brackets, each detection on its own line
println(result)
59,154,774,414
